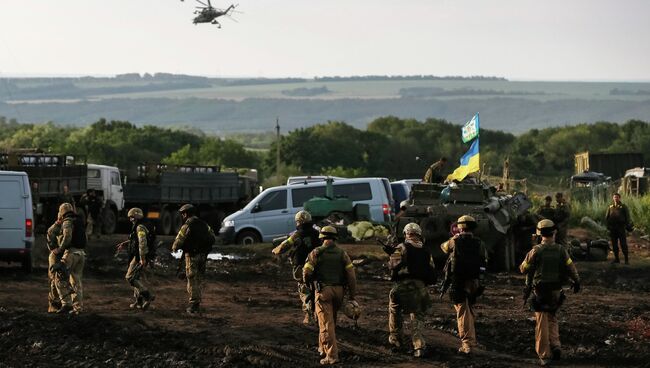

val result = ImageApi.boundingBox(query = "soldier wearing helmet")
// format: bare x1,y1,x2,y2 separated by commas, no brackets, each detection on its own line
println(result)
553,192,571,245
172,204,217,314
440,215,488,354
520,219,580,366
117,207,155,310
48,202,87,315
384,222,435,358
303,226,357,365
271,210,321,324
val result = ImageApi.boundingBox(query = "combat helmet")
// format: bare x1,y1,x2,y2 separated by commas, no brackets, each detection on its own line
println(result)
127,207,144,220
179,204,196,214
58,203,74,219
536,219,555,236
403,222,422,236
319,225,338,239
295,210,312,224
457,215,477,229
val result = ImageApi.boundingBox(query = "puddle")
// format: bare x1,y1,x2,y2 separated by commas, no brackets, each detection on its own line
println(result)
170,250,249,261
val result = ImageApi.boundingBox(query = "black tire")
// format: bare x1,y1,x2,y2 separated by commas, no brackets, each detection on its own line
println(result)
22,253,32,274
171,211,183,235
102,207,117,235
160,210,173,235
236,230,261,245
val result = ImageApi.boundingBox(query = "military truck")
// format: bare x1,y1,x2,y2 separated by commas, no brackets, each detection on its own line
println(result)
394,182,531,271
121,164,258,235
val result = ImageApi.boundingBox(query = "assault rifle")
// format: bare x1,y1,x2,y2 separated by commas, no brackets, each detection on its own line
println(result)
439,256,453,300
522,284,533,307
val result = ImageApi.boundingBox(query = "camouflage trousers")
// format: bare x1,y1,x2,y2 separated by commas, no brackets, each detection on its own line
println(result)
315,285,344,363
55,248,86,312
185,253,207,307
388,279,430,350
125,258,152,302
293,265,314,316
47,252,63,311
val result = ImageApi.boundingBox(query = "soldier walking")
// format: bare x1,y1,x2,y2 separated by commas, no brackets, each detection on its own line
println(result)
440,215,488,354
303,226,357,365
520,219,581,366
272,210,320,324
384,223,435,358
172,204,216,314
117,208,155,310
553,192,570,245
605,193,632,264
49,203,87,314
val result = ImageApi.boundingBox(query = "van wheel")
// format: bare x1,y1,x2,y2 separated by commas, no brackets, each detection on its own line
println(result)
160,210,173,235
236,230,261,245
102,208,117,235
22,253,32,274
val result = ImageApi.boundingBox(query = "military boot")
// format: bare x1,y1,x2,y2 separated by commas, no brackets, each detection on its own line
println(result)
48,301,62,313
130,297,143,309
186,303,200,315
56,305,73,314
141,293,155,311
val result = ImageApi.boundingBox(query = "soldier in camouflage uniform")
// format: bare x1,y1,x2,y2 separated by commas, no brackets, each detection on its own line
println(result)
537,195,555,221
172,204,216,314
50,203,87,314
118,208,155,310
385,222,435,358
46,218,65,313
303,226,357,365
422,157,447,184
553,192,571,245
272,210,321,324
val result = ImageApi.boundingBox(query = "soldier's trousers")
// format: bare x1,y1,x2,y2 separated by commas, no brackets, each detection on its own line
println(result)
48,252,62,309
535,311,560,359
454,301,476,350
609,228,628,261
125,258,151,301
185,253,207,307
55,248,86,312
388,279,429,350
315,285,344,362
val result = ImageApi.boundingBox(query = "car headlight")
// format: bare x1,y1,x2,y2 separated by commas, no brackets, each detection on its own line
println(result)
222,220,235,228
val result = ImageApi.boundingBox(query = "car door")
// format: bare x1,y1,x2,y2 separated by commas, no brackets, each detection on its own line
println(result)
0,176,26,249
109,169,124,210
251,189,291,240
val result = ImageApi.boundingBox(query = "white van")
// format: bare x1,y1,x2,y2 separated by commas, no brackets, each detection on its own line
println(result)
220,177,394,244
0,171,35,272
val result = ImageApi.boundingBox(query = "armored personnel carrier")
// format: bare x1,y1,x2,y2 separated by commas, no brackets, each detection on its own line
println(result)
395,182,531,271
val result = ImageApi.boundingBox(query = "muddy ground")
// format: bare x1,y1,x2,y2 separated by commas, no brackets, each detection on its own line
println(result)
1,231,649,368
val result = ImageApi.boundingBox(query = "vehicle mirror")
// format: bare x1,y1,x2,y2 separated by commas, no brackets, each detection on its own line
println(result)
252,203,261,213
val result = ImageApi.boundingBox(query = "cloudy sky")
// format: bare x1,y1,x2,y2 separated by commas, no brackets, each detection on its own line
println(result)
0,0,648,80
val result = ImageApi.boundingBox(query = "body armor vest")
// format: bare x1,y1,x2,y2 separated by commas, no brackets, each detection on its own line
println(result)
184,217,212,254
65,213,87,249
533,243,564,286
399,242,435,284
314,245,346,285
452,234,482,281
292,223,320,266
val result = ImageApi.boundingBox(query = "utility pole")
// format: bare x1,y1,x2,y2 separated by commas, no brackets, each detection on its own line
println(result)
275,117,281,178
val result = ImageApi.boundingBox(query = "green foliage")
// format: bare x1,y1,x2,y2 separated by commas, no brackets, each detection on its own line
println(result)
569,195,650,234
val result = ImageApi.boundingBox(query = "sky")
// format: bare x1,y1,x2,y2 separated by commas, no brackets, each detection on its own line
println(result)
0,0,648,81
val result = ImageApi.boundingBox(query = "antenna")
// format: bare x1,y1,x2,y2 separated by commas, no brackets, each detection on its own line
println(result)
275,117,281,178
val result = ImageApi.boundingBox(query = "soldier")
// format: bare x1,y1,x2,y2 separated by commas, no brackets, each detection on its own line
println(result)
553,192,570,245
46,217,64,313
118,208,155,310
520,219,580,366
171,204,216,314
58,184,76,209
80,189,102,239
423,157,447,184
50,203,87,314
440,215,488,354
303,226,357,365
271,210,320,324
537,195,555,220
605,193,631,264
384,223,435,358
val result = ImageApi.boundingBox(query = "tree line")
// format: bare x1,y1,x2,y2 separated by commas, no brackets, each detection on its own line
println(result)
1,116,649,186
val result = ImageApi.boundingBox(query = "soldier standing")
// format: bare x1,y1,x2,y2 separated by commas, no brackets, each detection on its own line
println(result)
605,193,631,264
537,195,555,220
303,226,357,365
272,210,320,324
520,219,580,366
385,223,435,358
58,184,76,209
423,157,447,183
118,208,155,310
50,203,87,314
553,192,570,245
80,189,102,239
440,215,488,354
46,217,65,313
171,204,216,314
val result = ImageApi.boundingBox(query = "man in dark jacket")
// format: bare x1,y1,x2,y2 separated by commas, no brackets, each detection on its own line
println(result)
605,193,632,264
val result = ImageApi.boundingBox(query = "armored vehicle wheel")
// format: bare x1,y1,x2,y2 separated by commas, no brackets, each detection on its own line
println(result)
160,210,173,235
102,207,117,235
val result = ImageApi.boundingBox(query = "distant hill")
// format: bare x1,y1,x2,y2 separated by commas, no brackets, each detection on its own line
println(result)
1,74,649,133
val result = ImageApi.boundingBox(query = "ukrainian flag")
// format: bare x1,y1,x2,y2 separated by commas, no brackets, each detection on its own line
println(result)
446,138,480,182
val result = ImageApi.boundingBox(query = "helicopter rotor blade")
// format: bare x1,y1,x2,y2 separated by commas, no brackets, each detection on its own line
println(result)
195,0,209,7
225,14,238,22
207,0,213,8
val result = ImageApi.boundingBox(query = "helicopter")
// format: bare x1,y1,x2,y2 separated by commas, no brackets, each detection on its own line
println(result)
181,0,238,28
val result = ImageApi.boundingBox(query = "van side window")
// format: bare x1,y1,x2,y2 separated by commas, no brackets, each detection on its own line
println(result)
0,180,21,209
334,183,372,201
292,186,326,207
258,190,287,211
110,171,120,185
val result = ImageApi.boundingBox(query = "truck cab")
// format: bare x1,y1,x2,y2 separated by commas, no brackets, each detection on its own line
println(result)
87,164,124,234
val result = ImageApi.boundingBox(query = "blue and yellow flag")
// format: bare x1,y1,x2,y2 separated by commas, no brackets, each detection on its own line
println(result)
446,136,480,182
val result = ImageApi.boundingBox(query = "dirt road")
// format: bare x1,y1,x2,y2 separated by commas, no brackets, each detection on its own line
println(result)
1,233,648,367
